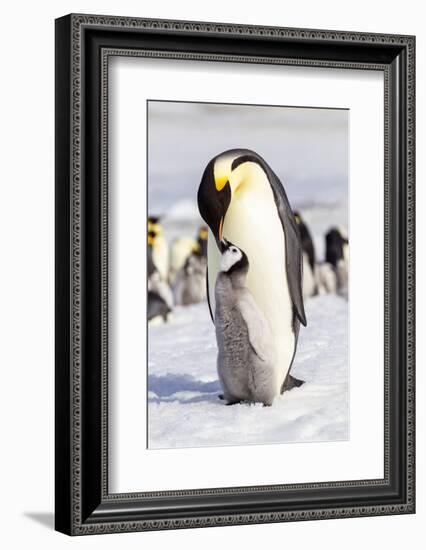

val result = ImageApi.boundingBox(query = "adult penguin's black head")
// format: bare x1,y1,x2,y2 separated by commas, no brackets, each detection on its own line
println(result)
197,149,267,248
325,227,348,267
197,156,231,248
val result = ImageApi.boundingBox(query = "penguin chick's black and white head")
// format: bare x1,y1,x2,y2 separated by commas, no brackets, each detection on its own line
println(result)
219,241,249,275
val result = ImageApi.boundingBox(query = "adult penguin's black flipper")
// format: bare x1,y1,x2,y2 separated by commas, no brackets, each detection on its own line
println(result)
205,264,214,323
262,163,307,328
281,210,307,327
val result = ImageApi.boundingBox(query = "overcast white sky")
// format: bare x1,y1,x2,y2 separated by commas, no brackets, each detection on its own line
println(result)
148,100,349,215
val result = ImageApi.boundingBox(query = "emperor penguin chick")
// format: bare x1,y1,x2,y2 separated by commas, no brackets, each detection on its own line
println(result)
215,242,277,406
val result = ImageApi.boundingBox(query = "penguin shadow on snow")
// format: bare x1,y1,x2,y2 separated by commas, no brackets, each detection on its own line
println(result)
148,373,221,404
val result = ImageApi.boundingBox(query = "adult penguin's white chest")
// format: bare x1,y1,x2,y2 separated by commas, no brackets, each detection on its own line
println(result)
208,178,295,394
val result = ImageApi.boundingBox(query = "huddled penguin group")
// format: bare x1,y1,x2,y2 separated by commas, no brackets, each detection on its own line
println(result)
147,218,209,324
294,212,349,300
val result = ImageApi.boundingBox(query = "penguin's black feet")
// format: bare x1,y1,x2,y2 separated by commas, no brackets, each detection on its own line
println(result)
281,374,305,393
223,394,242,405
219,392,241,405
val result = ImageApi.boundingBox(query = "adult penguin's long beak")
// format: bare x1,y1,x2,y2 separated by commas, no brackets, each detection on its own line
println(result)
218,217,224,242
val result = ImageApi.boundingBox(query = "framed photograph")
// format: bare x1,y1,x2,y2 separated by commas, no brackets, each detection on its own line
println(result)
55,14,415,535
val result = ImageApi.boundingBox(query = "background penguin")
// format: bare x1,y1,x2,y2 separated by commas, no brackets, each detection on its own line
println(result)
147,232,156,279
325,227,348,267
173,225,208,306
214,241,277,406
198,149,306,396
174,253,207,306
316,261,337,295
168,236,198,285
302,251,317,300
148,230,173,309
325,227,349,296
338,226,349,264
196,225,208,258
168,225,208,286
148,216,169,281
294,211,317,299
148,290,171,325
294,211,316,272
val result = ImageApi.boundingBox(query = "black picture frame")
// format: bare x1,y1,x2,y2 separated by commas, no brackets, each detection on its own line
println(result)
55,13,415,536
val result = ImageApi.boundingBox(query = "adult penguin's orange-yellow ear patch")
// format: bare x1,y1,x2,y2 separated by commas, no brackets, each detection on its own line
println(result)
198,227,208,240
147,230,156,246
213,155,233,191
214,173,228,191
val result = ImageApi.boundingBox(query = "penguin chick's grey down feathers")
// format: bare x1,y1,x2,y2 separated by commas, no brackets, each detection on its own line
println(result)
174,254,207,306
214,242,277,406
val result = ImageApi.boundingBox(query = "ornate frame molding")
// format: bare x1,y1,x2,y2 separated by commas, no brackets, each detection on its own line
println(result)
55,14,415,535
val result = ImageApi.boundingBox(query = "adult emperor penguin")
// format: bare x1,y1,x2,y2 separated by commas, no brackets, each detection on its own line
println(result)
197,149,307,396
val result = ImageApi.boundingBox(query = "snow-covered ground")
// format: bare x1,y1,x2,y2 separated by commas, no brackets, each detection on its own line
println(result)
148,294,349,449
